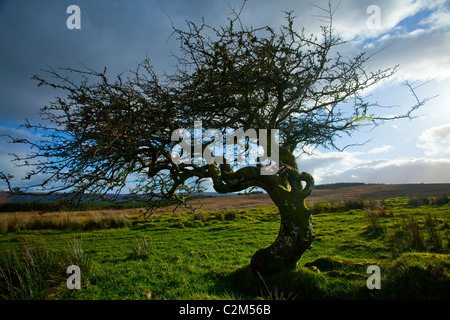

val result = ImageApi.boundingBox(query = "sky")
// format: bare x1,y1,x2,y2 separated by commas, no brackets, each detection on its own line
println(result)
1,0,450,191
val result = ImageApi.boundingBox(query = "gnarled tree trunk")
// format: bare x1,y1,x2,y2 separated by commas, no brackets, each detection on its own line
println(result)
250,173,315,274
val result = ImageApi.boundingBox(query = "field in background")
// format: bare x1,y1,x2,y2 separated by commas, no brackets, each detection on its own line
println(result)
2,184,449,232
153,183,450,213
0,183,449,300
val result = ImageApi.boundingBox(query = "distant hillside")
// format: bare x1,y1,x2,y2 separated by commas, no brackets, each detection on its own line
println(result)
1,183,447,203
0,183,369,203
150,183,450,214
314,182,370,190
0,191,226,203
1,183,449,213
0,192,116,203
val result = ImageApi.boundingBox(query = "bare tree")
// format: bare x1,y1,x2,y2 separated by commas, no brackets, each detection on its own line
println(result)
1,6,427,274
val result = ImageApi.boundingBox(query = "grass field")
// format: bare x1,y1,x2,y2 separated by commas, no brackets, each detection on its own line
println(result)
0,195,449,300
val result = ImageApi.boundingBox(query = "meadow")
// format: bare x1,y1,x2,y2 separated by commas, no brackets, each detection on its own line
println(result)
0,195,449,300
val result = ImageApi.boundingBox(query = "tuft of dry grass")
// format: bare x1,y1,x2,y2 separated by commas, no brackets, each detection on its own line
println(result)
0,209,138,232
0,238,92,299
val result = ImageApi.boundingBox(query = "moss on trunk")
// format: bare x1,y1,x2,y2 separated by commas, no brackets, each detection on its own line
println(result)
250,192,315,274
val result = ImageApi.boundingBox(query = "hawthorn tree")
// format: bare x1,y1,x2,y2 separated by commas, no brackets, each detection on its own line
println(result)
1,8,426,274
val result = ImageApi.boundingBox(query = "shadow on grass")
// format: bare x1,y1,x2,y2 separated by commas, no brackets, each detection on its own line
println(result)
208,264,337,300
207,253,450,300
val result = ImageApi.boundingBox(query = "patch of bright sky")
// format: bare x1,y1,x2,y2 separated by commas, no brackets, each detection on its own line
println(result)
395,8,434,32
362,6,435,50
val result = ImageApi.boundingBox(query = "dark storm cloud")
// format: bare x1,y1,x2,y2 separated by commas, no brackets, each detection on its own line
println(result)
2,0,448,123
0,0,234,123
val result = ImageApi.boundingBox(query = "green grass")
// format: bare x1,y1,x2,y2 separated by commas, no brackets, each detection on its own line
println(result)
0,197,449,300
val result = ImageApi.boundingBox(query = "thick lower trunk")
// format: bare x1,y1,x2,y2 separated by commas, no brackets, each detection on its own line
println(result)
250,196,315,274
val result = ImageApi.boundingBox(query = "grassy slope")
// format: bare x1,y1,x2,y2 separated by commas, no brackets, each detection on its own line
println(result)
0,198,449,300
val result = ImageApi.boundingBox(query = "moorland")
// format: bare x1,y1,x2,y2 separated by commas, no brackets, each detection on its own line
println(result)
0,183,449,300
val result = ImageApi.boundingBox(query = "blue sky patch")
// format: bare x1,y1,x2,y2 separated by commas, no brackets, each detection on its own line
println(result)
395,8,435,32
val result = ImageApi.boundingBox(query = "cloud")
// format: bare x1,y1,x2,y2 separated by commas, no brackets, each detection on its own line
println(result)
313,0,450,83
297,150,362,184
368,145,393,155
417,123,450,156
298,146,450,184
364,2,450,82
323,158,450,184
0,1,223,123
420,5,450,30
331,0,424,40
